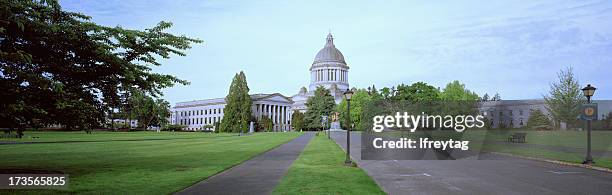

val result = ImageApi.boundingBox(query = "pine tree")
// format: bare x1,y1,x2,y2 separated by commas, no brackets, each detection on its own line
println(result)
482,93,490,102
527,109,552,130
544,67,584,129
304,86,336,130
219,71,252,133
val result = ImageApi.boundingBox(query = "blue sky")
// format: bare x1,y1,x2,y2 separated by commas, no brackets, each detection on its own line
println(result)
61,0,612,104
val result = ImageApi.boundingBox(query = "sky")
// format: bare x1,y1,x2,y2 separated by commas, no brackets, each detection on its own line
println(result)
60,0,612,105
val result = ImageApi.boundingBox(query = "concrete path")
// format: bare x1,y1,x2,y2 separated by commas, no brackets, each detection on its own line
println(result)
177,132,314,195
331,131,612,195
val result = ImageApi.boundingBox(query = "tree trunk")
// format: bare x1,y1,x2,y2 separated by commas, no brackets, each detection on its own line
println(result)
110,108,115,130
16,126,24,138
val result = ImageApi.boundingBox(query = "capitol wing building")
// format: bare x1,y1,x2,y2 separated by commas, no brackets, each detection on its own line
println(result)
170,33,350,131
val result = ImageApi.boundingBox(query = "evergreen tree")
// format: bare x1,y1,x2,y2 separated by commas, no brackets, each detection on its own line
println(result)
544,67,584,129
219,71,252,133
291,111,305,131
481,93,490,102
380,87,391,99
304,86,336,130
527,109,552,130
370,85,382,100
492,93,502,101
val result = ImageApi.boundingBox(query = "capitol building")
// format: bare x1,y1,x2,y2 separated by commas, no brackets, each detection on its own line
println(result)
169,33,612,132
170,33,350,131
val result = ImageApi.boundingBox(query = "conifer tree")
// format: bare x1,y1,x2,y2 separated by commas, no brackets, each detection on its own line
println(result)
304,86,336,130
219,71,252,133
527,109,552,130
544,67,584,129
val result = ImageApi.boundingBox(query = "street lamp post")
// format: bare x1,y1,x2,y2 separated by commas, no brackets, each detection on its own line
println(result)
582,84,597,165
321,115,328,139
344,89,354,166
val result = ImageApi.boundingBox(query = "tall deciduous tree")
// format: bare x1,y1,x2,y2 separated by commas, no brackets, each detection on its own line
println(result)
0,0,201,133
544,67,584,129
440,80,479,101
337,89,372,130
129,90,171,129
219,71,252,133
304,86,336,130
392,82,441,103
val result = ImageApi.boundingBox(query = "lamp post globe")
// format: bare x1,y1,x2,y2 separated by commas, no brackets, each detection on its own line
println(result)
581,84,596,165
582,84,596,102
343,89,354,166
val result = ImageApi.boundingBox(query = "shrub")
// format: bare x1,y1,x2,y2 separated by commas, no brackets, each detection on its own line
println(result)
161,124,186,131
527,109,552,130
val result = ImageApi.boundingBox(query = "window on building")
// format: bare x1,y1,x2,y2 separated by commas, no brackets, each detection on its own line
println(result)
519,110,523,116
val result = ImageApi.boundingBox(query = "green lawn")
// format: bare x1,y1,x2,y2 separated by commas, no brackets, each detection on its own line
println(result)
0,131,231,142
273,134,384,195
0,131,302,194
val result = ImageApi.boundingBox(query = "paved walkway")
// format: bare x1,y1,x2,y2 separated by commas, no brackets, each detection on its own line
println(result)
331,131,612,195
176,132,314,195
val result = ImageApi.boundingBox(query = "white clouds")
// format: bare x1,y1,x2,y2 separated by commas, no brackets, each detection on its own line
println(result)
60,0,612,103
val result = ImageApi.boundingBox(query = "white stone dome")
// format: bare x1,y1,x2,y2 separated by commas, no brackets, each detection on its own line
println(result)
313,33,346,64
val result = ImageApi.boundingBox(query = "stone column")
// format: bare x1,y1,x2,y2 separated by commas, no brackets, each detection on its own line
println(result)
279,106,284,131
271,104,274,131
283,106,287,130
285,106,289,130
258,104,263,120
282,106,286,130
335,69,338,81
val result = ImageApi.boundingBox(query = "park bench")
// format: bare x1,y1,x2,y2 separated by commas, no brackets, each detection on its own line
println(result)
507,133,527,143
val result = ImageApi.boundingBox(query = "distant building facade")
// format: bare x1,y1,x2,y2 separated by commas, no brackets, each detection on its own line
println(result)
479,100,612,129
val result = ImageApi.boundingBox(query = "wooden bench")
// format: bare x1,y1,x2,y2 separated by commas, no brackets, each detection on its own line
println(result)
507,133,527,143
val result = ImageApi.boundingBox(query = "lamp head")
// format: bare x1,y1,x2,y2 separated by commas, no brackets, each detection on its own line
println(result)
582,84,597,98
344,89,354,100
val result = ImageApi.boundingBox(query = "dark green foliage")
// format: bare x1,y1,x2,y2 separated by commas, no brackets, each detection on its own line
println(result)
129,90,171,129
527,109,552,130
391,82,441,103
219,71,252,133
291,111,305,131
258,115,273,132
0,0,201,132
161,124,186,131
304,86,336,130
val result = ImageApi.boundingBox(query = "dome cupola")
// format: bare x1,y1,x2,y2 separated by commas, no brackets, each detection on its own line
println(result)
313,33,346,64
